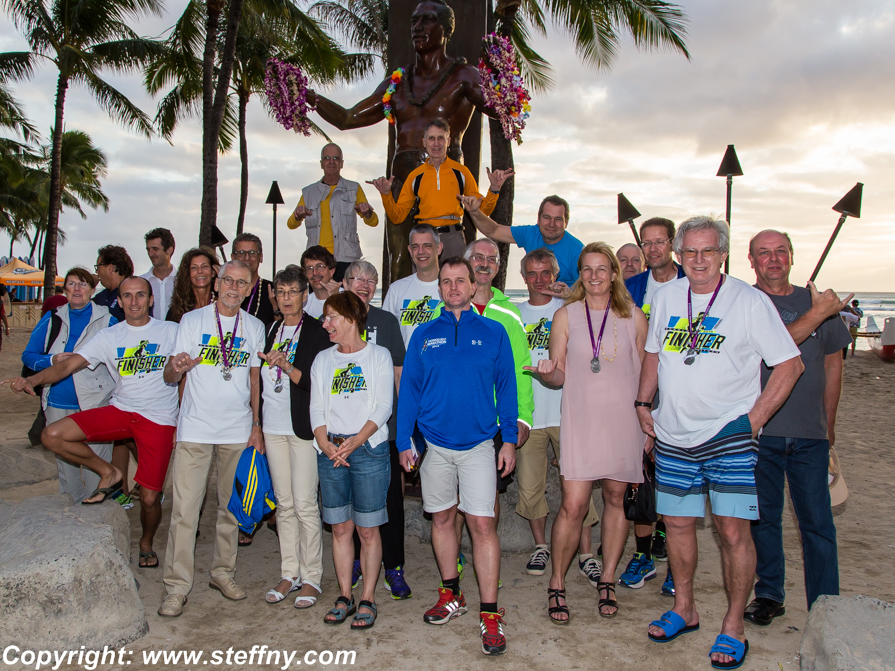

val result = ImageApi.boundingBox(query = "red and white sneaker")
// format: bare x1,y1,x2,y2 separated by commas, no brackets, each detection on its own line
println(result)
423,587,467,625
480,609,507,655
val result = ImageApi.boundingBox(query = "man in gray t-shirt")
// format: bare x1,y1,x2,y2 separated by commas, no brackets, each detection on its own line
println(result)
746,230,854,625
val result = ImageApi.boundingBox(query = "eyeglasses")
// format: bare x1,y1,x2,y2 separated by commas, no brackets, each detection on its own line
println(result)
220,276,250,288
347,277,376,286
321,155,342,162
640,238,671,249
232,249,260,258
754,249,791,259
65,281,90,289
304,264,330,273
94,263,109,271
471,253,499,265
681,247,720,258
275,288,305,298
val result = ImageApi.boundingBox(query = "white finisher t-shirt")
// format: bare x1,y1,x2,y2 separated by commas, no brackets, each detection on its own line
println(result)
309,343,394,451
305,292,325,319
174,304,265,444
646,275,800,447
260,322,302,435
516,298,563,429
382,273,440,347
642,270,674,320
78,318,180,426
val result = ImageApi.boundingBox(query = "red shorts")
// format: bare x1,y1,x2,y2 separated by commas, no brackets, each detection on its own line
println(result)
71,405,176,492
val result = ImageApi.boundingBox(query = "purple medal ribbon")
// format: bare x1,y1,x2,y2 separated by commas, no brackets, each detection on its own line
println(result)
685,275,724,365
274,315,303,391
246,279,260,315
214,303,240,379
585,296,611,373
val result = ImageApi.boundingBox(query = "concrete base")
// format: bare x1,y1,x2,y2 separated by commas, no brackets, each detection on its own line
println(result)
800,594,895,670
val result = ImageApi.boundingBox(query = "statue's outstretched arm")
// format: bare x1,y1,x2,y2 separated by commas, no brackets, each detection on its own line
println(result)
312,78,391,131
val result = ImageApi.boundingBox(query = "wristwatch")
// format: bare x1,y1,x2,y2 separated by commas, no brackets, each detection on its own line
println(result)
252,420,262,427
285,365,295,374
634,401,652,409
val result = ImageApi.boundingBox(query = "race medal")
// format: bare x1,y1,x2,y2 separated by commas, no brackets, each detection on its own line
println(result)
684,356,696,366
591,357,601,373
585,297,610,376
274,381,284,393
684,276,724,370
223,369,233,381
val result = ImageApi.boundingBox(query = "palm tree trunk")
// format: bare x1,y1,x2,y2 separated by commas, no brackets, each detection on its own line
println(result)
199,0,223,246
236,89,249,236
42,73,68,295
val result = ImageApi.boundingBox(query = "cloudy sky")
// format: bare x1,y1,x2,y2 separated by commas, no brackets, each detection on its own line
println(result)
2,0,893,292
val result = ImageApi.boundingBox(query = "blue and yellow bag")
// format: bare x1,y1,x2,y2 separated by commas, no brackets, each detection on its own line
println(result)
228,446,277,533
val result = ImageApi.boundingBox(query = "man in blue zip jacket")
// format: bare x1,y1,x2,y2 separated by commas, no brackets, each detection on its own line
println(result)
398,256,517,657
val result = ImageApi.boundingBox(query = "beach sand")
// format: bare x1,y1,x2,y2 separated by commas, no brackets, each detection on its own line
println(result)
1,329,893,670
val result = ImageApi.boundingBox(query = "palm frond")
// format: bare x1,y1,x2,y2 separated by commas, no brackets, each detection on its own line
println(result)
74,70,155,137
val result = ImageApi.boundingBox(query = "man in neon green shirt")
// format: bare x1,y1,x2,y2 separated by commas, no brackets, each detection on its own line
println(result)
288,143,379,281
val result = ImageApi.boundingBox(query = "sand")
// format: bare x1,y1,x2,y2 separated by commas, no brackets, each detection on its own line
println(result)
1,327,893,671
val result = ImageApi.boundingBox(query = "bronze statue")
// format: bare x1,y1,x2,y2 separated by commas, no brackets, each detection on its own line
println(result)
309,0,497,282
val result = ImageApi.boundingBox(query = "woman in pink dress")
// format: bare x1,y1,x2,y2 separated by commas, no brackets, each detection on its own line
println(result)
526,242,649,623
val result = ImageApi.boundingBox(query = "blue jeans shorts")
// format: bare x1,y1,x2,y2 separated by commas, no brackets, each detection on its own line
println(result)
655,414,759,520
317,436,390,528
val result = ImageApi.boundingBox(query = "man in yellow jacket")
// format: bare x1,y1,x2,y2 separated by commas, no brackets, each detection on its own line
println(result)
367,119,514,262
288,143,379,281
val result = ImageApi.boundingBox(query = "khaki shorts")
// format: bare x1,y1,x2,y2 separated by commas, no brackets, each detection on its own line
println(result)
420,439,497,517
515,426,599,526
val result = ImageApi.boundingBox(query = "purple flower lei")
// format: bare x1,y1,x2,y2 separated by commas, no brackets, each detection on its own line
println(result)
264,58,316,136
478,33,532,145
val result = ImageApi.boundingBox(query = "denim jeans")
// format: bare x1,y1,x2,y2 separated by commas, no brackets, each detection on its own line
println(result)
751,436,839,608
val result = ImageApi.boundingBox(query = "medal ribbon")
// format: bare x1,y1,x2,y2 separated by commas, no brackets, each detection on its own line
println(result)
275,314,303,385
247,279,260,316
686,275,724,354
585,296,611,362
214,304,240,371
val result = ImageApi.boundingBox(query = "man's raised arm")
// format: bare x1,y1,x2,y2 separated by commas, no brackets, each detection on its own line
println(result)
459,195,515,244
310,79,390,131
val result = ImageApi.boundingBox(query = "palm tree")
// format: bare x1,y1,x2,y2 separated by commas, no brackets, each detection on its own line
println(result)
147,0,356,236
0,0,165,295
309,0,388,73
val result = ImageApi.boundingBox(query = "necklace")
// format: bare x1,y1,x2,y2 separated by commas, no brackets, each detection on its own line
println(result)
271,316,303,392
245,279,262,317
684,276,724,365
403,58,464,107
214,303,242,381
585,297,611,374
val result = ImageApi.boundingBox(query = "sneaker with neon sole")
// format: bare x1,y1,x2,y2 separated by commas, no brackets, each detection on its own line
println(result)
661,567,675,596
351,559,362,589
114,492,134,510
618,552,657,589
384,566,412,600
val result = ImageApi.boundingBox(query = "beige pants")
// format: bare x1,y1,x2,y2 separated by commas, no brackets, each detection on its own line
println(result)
45,405,113,505
515,426,599,526
264,433,323,588
162,441,246,596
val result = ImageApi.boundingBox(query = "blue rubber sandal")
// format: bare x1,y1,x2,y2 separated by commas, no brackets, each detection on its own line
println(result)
709,635,748,670
648,610,700,642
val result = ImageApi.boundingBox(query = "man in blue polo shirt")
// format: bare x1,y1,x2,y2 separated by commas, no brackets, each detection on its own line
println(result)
398,256,517,656
461,194,583,286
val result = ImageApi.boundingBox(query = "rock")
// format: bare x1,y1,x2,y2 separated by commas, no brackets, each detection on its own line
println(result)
404,460,604,553
0,443,57,488
0,494,147,649
800,594,895,670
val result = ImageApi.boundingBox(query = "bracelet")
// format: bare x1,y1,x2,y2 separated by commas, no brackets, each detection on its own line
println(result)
634,401,652,409
285,365,294,374
252,420,262,427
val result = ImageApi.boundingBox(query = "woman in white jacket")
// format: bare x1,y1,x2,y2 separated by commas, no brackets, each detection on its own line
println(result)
310,291,393,629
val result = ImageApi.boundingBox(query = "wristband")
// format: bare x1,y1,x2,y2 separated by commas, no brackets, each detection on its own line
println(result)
490,189,499,194
634,401,652,409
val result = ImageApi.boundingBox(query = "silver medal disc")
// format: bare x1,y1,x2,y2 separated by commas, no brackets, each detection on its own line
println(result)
223,369,232,381
591,357,601,373
274,382,283,393
684,356,695,366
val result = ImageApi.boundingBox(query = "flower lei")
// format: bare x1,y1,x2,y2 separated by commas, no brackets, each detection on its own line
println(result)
478,33,531,144
263,58,316,136
383,68,404,125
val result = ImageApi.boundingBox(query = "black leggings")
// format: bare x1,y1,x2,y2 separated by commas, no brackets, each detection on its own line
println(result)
353,441,405,569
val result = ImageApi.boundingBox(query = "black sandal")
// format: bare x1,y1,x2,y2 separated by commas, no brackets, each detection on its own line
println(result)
597,582,618,618
548,588,570,625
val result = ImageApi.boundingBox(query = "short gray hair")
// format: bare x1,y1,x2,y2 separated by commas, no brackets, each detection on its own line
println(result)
520,248,559,278
218,259,250,278
673,215,730,255
409,223,440,246
344,259,378,286
464,238,499,260
273,264,308,292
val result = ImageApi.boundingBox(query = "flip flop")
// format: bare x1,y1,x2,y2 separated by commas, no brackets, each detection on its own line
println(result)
81,480,124,505
139,551,159,569
709,635,749,669
648,610,700,642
